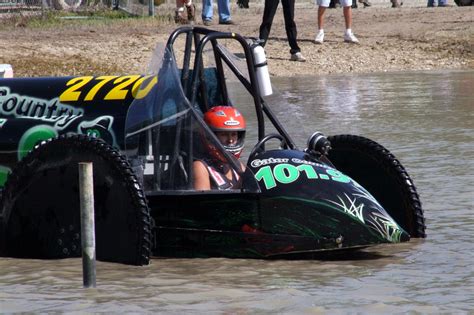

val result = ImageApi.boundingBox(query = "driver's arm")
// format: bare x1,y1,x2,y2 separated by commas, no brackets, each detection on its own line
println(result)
193,160,211,190
239,161,246,172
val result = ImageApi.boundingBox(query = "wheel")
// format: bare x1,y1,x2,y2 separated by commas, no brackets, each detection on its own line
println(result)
248,133,287,160
454,0,472,6
1,134,152,265
327,134,426,238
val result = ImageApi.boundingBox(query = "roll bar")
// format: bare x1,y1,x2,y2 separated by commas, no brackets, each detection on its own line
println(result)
165,26,298,151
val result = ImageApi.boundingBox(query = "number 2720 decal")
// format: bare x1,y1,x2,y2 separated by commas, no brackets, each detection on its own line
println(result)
59,75,158,102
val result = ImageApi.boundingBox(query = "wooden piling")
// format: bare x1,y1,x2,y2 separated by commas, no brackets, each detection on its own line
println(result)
79,162,97,288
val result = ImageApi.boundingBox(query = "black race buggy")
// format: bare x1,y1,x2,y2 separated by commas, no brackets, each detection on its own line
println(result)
0,27,425,265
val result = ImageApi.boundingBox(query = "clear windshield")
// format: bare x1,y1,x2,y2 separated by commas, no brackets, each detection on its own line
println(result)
124,47,244,193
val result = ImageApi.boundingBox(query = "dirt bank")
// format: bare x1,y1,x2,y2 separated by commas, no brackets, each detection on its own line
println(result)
0,5,472,77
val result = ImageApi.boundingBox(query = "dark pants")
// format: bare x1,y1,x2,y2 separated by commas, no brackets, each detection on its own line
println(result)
258,0,300,54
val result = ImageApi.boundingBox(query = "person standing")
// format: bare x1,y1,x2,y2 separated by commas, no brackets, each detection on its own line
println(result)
258,0,306,62
314,0,359,44
427,0,447,6
391,0,403,7
175,0,195,24
351,0,371,8
237,0,249,8
202,0,235,25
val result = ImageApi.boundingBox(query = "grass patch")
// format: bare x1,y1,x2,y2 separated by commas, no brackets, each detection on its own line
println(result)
0,8,174,30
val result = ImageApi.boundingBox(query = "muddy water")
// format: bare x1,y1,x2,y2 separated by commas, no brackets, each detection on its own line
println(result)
1,70,473,313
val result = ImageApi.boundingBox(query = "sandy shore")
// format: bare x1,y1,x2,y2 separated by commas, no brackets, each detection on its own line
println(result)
0,4,472,77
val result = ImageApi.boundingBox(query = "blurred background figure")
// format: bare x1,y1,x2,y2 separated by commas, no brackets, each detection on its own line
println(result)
391,0,403,7
259,0,306,62
175,0,195,24
202,0,235,25
351,0,371,8
315,0,359,44
427,0,446,6
237,0,249,8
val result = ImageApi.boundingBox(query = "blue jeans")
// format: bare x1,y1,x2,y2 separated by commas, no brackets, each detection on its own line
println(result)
202,0,231,22
427,0,446,6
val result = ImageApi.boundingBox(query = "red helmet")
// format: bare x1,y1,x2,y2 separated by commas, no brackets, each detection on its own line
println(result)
203,106,246,159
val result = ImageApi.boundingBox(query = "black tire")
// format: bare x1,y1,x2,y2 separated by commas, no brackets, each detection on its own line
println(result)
454,0,472,6
1,134,152,265
327,134,426,238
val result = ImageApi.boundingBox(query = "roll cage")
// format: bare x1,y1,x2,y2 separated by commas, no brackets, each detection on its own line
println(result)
166,26,298,151
125,26,301,194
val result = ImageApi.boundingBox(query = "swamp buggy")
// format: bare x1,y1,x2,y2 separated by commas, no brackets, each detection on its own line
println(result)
0,27,426,265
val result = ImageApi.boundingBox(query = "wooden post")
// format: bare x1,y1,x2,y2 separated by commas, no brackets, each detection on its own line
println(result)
79,162,97,288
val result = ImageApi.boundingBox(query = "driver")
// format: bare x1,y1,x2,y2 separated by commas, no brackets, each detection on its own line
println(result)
193,106,246,190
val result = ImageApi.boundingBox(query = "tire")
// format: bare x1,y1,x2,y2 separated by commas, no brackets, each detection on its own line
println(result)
327,134,426,238
454,0,472,6
1,134,152,265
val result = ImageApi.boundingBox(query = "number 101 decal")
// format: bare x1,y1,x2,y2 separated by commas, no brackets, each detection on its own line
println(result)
254,163,353,190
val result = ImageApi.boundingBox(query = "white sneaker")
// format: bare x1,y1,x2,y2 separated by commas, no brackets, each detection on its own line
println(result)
315,31,324,44
290,52,306,62
344,31,359,44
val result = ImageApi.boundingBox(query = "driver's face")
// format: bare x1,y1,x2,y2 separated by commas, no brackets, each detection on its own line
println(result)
215,131,239,146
